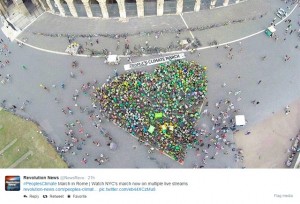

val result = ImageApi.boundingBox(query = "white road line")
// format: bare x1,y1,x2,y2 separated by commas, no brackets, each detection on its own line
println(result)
199,4,298,49
199,100,205,115
14,40,72,56
180,13,195,39
275,5,297,26
21,12,45,33
9,151,33,168
15,4,298,58
177,4,298,52
8,12,46,41
0,139,18,155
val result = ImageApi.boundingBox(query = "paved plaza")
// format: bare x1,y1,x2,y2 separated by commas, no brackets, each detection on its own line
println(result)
0,0,300,168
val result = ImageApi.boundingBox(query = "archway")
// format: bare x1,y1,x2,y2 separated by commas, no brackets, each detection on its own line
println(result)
107,0,119,18
164,0,176,14
3,0,14,7
144,0,156,16
22,0,36,13
125,0,137,17
183,0,195,12
61,0,72,16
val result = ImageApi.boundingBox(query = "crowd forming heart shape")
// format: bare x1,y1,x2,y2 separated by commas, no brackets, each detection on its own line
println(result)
93,60,207,163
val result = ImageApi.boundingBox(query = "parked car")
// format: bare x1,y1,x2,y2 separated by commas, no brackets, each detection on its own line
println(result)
276,8,287,19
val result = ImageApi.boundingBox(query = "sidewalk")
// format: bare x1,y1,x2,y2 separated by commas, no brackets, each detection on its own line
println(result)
234,99,300,168
15,0,281,56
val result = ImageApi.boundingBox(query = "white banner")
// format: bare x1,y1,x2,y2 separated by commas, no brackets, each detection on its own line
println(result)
124,53,185,70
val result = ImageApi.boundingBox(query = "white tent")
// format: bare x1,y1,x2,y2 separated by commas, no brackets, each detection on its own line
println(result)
105,55,120,65
235,115,246,126
267,26,276,33
109,142,118,151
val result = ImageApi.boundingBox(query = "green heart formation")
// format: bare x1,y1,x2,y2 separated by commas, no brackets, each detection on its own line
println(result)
95,60,207,163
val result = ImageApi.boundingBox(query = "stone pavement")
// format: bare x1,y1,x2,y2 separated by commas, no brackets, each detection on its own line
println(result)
5,3,44,30
16,0,274,56
235,99,300,168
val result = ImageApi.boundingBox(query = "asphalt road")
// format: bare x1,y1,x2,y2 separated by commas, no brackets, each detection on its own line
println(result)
18,0,271,55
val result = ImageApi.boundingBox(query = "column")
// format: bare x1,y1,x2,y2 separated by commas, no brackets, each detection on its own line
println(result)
0,1,7,9
53,0,66,16
31,0,40,6
65,0,78,17
0,1,7,15
96,0,109,19
37,0,48,10
210,0,217,9
136,0,144,17
13,0,30,16
194,0,201,12
46,0,55,12
81,0,93,17
223,0,229,6
116,0,126,19
157,0,164,16
176,0,183,14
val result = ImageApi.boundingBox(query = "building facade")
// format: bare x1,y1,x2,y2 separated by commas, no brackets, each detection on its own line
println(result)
0,0,244,19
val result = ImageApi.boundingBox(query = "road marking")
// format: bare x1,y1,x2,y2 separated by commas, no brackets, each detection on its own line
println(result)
0,139,18,155
180,13,195,39
178,4,298,52
14,39,72,56
8,150,33,168
15,4,298,58
21,12,45,33
199,100,205,115
4,12,46,42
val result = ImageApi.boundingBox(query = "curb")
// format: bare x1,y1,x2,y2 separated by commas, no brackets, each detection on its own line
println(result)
14,4,298,59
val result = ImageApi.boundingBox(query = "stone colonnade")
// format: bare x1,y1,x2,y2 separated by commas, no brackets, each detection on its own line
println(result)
5,0,243,19
12,0,30,15
0,1,8,15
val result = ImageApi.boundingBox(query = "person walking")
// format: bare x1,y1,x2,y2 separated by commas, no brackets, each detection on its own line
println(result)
285,105,290,115
114,69,118,77
284,55,289,61
40,84,47,90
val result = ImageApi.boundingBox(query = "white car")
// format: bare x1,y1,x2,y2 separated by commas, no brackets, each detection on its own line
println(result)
277,8,287,18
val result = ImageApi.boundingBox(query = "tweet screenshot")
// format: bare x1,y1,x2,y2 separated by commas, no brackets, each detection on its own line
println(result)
0,170,299,204
0,0,300,203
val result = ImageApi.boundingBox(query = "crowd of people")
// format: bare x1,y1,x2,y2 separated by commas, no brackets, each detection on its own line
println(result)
92,60,207,162
0,39,12,85
196,96,244,166
1,0,298,168
58,77,117,166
